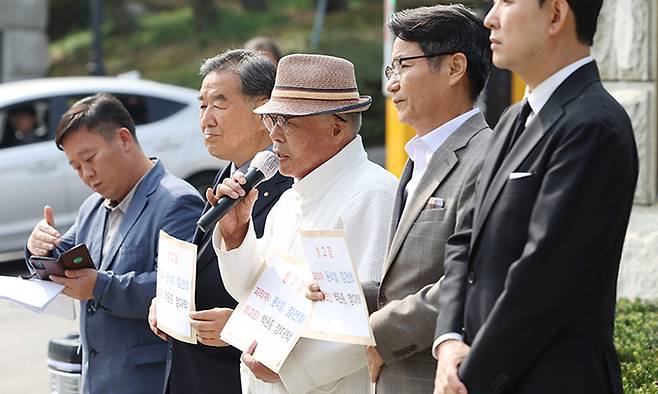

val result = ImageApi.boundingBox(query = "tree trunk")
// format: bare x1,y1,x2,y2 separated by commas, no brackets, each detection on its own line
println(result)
321,0,347,12
241,0,267,11
106,0,138,35
187,0,219,32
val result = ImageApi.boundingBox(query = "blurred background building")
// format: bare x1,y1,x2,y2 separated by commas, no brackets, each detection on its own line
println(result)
0,0,49,82
593,0,658,300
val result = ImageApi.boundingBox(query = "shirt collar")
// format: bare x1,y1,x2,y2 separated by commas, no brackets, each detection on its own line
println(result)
526,56,594,115
231,145,274,175
293,135,367,199
404,108,481,160
104,159,156,213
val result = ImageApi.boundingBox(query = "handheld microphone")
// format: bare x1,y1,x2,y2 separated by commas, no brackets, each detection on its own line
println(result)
196,151,280,233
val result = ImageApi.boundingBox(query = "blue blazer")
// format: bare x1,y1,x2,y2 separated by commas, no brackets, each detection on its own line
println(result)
52,160,203,394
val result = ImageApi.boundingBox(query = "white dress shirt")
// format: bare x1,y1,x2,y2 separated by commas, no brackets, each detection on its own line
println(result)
404,108,481,202
525,56,594,125
102,162,154,261
213,135,397,394
432,56,596,359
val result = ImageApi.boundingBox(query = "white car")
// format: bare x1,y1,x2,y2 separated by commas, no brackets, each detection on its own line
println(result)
0,76,225,262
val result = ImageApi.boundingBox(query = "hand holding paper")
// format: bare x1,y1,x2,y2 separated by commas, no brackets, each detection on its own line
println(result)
221,230,375,374
50,268,97,300
366,345,385,383
300,230,375,346
189,308,232,347
241,341,281,383
305,283,325,301
155,231,198,344
220,253,312,373
148,297,168,341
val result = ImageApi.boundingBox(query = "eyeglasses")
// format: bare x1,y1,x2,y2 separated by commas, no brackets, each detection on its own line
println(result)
384,52,455,80
261,114,295,134
261,113,347,134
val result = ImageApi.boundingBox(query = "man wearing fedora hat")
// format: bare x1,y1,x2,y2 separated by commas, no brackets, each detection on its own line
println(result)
211,53,398,393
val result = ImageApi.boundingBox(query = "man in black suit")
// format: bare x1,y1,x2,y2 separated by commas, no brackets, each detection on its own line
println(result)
148,49,293,393
433,1,638,394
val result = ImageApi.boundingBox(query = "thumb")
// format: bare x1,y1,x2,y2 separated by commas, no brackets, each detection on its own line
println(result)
65,269,83,278
245,340,257,355
189,309,209,320
205,188,217,206
246,188,259,206
44,205,55,227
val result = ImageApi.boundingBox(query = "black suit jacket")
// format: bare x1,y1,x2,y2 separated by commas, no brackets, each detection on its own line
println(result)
164,165,293,394
435,62,638,394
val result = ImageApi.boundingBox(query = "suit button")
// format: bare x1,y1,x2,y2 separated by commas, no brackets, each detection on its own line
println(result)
467,272,476,284
378,294,386,306
89,349,97,358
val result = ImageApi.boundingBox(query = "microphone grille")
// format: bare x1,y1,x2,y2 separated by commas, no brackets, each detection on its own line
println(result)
251,151,280,180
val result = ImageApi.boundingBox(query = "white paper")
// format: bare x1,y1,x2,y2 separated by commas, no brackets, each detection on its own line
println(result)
155,231,198,344
44,293,77,320
0,275,74,319
220,253,312,373
300,230,375,345
0,275,63,307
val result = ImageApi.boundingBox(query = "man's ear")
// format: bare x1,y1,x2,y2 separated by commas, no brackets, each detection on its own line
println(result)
116,127,134,151
448,53,468,87
547,0,570,37
256,96,269,107
332,116,345,137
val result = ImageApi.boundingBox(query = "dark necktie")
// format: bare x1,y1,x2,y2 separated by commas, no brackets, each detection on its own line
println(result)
504,100,532,155
486,100,532,190
396,160,413,229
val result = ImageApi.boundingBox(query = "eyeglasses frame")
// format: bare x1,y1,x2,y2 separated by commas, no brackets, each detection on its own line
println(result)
261,113,347,134
384,51,456,80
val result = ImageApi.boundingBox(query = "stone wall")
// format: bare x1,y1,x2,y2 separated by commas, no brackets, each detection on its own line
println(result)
0,0,49,82
594,0,658,300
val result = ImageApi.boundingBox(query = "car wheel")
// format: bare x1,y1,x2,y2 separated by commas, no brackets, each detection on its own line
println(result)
186,171,218,197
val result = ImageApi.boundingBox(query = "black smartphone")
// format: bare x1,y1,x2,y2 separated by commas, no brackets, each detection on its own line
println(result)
59,244,95,270
28,244,96,280
28,255,65,279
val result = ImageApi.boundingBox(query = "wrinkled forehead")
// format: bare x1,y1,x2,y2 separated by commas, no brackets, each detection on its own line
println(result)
200,71,241,99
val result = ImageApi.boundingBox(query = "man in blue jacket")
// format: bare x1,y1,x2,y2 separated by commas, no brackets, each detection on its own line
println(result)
26,93,203,394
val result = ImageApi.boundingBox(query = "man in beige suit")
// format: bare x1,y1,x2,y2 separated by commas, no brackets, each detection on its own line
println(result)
365,5,492,393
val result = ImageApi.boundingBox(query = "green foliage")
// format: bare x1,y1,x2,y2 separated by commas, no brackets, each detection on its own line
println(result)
615,298,658,394
316,14,384,145
49,1,386,145
48,0,90,40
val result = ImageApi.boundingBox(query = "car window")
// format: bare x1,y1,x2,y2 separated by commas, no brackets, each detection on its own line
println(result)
143,95,187,124
64,94,186,126
0,100,51,148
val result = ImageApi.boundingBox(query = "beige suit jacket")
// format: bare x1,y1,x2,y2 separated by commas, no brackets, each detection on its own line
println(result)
367,112,492,393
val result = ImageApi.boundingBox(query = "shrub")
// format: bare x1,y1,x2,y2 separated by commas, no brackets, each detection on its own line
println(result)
615,298,658,394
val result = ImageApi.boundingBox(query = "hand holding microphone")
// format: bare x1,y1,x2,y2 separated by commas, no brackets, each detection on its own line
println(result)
197,151,279,241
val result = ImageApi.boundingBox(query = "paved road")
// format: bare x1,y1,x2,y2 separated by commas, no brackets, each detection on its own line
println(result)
0,261,79,394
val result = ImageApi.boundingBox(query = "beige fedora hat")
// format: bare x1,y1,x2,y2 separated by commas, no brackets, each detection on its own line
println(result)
254,54,372,116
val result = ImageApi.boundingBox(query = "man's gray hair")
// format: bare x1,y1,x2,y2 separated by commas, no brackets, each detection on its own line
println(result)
342,112,362,136
200,49,276,99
